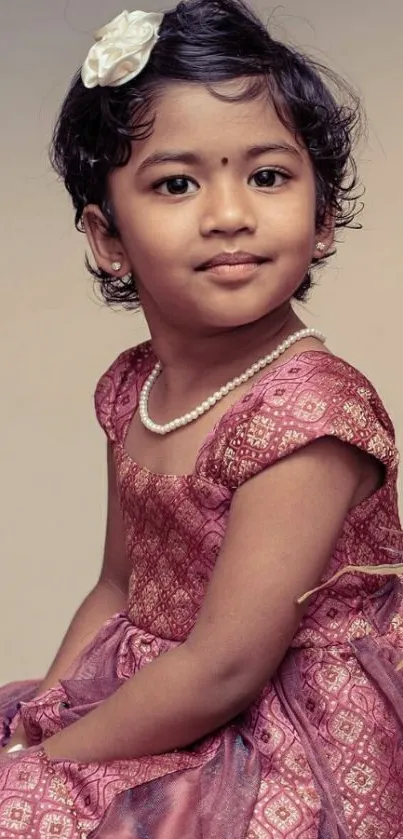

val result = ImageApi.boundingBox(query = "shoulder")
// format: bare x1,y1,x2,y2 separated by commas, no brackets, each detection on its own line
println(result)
202,351,397,488
256,349,394,432
94,341,155,440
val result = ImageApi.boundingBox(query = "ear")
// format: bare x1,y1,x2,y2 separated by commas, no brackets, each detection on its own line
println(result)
313,215,335,260
82,205,131,276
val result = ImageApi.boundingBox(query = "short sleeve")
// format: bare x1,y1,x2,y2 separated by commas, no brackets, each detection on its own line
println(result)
94,342,155,442
204,352,398,490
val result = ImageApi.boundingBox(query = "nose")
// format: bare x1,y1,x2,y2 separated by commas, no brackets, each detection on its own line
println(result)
199,181,257,238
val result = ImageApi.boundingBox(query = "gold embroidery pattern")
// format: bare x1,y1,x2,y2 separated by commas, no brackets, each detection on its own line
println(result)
0,750,79,838
97,348,403,837
0,347,402,838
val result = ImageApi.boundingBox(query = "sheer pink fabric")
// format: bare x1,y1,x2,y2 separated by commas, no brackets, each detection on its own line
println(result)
1,344,403,839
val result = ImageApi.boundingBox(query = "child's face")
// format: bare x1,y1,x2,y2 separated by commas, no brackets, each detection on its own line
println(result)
90,81,330,333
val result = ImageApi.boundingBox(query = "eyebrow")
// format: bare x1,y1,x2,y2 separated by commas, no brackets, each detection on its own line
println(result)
137,142,302,172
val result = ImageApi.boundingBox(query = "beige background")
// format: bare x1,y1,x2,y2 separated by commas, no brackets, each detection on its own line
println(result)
0,0,401,682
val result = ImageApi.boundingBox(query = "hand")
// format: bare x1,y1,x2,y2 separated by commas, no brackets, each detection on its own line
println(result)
3,723,29,752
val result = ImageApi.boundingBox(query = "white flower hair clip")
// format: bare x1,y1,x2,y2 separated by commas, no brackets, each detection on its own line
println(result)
81,10,164,89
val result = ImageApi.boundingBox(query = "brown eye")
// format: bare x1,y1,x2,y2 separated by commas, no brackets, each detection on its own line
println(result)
251,169,289,188
154,176,199,196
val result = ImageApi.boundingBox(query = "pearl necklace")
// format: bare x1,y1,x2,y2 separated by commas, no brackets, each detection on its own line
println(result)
139,327,326,436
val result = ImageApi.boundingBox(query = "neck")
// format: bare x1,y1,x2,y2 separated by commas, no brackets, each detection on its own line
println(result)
144,304,305,394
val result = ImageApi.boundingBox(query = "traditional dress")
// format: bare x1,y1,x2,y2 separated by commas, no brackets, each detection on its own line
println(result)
1,344,403,839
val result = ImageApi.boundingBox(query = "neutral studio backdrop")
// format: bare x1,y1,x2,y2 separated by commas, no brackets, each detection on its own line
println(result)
0,0,402,681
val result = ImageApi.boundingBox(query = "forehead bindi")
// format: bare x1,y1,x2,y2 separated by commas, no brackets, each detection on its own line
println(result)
134,142,303,177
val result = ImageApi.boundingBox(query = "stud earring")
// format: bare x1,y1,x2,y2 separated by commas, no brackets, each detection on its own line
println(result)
111,261,122,271
316,242,326,253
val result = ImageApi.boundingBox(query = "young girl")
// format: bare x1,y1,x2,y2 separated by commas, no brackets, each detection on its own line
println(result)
1,1,403,836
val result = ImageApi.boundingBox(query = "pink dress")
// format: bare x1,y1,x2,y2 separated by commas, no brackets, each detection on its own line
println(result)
1,343,403,839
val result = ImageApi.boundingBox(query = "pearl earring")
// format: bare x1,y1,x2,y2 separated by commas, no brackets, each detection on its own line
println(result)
111,261,122,271
316,242,326,253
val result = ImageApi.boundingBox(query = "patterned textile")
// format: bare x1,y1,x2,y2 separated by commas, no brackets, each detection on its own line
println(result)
1,342,403,839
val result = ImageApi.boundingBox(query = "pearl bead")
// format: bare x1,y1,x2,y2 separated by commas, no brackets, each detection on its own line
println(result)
139,328,326,435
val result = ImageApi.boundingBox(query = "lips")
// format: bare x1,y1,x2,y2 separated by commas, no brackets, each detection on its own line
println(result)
197,251,267,270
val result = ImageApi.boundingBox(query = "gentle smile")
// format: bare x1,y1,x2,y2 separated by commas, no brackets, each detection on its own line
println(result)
197,251,268,271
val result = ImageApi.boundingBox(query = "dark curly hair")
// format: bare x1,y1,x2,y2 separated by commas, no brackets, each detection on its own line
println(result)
50,0,363,308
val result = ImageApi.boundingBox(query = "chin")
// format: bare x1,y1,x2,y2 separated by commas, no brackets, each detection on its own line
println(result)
201,303,276,332
204,280,294,326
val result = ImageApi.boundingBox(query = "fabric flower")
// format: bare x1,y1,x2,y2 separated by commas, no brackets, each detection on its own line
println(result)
81,10,164,89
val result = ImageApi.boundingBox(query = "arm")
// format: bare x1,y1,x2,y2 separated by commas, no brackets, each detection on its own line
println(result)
9,442,130,747
44,437,374,763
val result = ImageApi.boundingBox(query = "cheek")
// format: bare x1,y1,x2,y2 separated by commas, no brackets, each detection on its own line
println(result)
279,196,317,252
263,182,316,230
120,217,182,273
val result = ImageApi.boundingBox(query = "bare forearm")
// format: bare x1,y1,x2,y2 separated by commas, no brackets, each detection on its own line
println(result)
38,579,127,695
44,644,252,762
